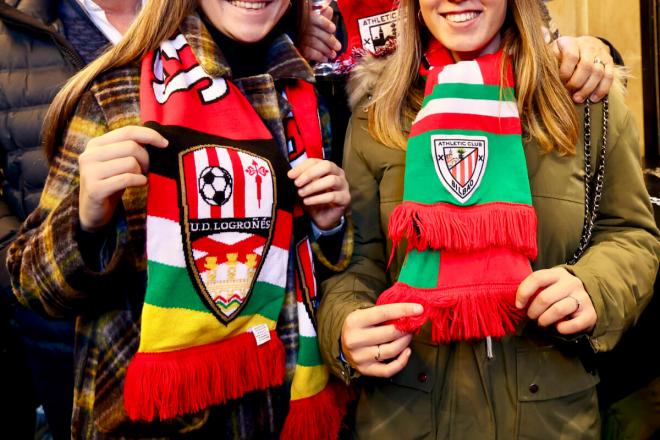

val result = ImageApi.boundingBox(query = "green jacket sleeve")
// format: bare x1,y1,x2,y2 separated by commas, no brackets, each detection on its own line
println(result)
318,111,387,382
564,93,660,352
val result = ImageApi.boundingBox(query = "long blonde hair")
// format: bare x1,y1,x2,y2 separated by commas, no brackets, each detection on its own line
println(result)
43,0,309,161
368,0,579,155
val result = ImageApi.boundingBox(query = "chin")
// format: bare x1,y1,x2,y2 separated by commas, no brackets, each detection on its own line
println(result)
226,28,269,43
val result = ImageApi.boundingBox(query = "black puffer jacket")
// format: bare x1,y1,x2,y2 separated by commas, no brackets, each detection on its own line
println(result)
0,3,90,438
0,0,85,289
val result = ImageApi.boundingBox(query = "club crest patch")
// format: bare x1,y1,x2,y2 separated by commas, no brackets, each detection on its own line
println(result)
432,135,488,203
358,10,398,54
179,145,275,324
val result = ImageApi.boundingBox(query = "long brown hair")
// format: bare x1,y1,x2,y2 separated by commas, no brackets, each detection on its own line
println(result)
368,0,579,155
43,0,309,162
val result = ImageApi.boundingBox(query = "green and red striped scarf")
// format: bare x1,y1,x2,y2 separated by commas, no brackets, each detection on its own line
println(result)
123,31,346,439
377,41,538,343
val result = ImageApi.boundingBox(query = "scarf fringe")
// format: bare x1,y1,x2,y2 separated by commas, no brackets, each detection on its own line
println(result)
388,201,538,259
124,331,285,422
281,381,349,440
377,282,527,343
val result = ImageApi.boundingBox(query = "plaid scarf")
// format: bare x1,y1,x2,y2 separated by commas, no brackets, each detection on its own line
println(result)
377,41,538,343
123,30,346,439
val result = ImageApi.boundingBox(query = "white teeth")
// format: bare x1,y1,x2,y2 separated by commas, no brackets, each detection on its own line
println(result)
229,1,268,10
445,11,480,23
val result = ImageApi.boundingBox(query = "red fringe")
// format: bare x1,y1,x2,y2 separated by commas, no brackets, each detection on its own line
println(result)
388,201,538,259
376,282,527,343
124,330,285,421
281,381,350,440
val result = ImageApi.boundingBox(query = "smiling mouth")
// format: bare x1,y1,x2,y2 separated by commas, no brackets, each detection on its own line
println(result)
443,11,481,23
228,1,270,10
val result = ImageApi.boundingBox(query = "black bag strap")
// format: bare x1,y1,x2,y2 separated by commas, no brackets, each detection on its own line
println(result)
567,97,609,265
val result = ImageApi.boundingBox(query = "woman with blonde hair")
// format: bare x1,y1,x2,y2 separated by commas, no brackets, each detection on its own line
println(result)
8,0,352,438
318,0,659,438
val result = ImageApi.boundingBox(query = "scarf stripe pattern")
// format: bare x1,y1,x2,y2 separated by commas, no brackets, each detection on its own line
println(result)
377,46,538,343
123,31,346,439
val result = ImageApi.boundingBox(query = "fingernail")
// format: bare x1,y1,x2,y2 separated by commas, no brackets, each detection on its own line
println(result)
412,304,423,314
515,300,523,309
590,94,599,102
161,138,169,147
574,94,584,103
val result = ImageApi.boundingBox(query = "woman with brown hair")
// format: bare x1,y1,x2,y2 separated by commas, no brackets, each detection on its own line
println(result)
7,0,351,438
318,0,659,438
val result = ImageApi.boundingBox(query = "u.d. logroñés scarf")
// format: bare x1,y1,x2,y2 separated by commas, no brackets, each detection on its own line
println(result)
123,32,346,439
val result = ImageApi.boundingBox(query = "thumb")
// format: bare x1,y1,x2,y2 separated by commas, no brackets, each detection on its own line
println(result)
362,302,424,327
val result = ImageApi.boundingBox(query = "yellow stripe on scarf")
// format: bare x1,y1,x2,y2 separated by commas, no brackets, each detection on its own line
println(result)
290,365,328,400
139,303,276,353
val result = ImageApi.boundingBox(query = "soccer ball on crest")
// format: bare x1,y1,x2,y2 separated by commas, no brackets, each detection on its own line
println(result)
198,166,233,206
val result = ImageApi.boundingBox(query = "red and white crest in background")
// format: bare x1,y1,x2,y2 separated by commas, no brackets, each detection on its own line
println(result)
358,10,398,53
179,145,275,324
432,134,488,203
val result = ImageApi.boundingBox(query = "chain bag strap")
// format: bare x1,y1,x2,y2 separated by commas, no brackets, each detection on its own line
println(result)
542,98,609,371
567,97,609,264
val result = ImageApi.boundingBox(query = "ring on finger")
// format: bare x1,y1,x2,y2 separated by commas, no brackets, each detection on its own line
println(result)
374,344,381,362
567,294,582,312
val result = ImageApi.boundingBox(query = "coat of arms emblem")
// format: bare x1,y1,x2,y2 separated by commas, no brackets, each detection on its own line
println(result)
432,134,488,203
358,10,398,54
179,145,275,324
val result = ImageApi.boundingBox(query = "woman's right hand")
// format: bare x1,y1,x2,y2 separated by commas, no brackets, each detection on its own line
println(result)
341,303,423,378
301,4,341,63
78,126,168,232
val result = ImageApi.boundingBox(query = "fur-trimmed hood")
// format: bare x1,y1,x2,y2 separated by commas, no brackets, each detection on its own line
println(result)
346,55,389,110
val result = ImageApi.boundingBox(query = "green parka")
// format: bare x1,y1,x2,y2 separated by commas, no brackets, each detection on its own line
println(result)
317,58,660,439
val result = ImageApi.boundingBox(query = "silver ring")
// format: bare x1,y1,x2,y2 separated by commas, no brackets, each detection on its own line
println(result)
593,56,606,67
568,295,582,312
374,344,381,362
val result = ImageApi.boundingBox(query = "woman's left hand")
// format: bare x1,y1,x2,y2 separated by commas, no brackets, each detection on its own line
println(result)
516,267,597,335
551,36,615,104
288,158,350,230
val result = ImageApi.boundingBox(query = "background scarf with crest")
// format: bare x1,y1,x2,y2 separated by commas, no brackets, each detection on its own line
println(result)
123,31,346,439
376,42,538,343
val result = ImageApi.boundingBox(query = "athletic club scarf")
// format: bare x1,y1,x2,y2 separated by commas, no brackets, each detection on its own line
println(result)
123,31,346,439
335,0,399,72
376,42,538,343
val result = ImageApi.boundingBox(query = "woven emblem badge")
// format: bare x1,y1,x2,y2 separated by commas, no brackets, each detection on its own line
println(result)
179,145,275,324
432,134,488,203
358,10,398,53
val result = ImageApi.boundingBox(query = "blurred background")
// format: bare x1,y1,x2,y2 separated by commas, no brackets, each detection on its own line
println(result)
547,0,659,162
